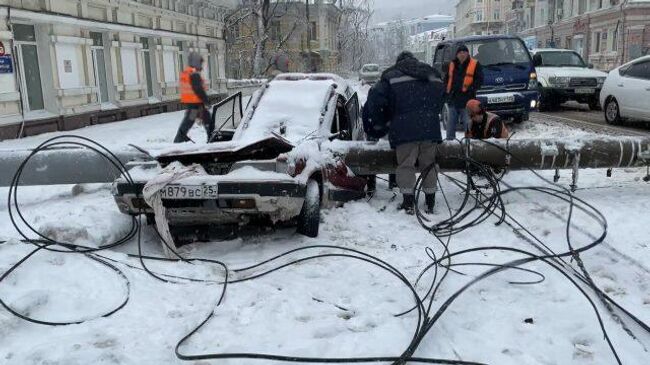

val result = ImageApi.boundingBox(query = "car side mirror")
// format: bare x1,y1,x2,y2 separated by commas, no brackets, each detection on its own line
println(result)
588,63,594,69
533,54,542,67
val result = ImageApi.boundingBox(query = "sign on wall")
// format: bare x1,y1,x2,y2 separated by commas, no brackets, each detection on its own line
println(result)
55,43,82,89
0,56,13,74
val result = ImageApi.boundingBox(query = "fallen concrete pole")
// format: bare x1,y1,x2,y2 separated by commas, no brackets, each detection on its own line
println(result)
0,137,648,187
0,147,149,187
341,138,650,175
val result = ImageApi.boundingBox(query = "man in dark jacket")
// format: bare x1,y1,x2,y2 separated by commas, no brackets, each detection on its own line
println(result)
174,52,214,143
444,44,484,140
363,51,445,215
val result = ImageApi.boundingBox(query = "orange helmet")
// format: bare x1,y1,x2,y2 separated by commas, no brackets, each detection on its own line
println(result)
466,99,484,115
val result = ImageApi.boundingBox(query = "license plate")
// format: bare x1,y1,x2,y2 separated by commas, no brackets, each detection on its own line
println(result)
487,95,515,104
159,185,218,199
575,88,595,94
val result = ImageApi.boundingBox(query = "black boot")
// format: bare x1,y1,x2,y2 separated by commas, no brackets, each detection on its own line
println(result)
425,193,436,214
398,194,415,215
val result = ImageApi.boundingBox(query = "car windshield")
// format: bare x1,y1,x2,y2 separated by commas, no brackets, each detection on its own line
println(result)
465,38,531,67
362,65,379,72
538,51,586,67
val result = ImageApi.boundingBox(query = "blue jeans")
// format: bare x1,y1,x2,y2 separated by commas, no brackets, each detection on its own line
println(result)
446,105,469,141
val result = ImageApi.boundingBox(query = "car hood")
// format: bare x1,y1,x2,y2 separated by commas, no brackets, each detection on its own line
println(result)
482,63,532,86
536,66,608,78
153,136,294,167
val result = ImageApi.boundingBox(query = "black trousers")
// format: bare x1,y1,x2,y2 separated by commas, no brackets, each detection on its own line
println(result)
173,105,215,143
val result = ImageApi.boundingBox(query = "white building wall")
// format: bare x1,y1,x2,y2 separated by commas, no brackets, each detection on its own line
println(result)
0,0,232,128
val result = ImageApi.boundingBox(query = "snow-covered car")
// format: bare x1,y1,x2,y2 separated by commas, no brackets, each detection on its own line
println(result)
531,48,607,111
600,55,650,125
112,73,368,241
358,63,381,85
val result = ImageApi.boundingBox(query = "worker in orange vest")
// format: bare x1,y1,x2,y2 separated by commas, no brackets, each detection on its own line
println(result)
465,99,509,139
444,44,483,141
174,52,214,143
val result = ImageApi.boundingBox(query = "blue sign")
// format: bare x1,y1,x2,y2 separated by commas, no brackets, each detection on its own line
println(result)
0,56,13,74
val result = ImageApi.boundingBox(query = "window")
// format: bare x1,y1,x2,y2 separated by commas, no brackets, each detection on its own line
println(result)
178,41,184,70
475,10,484,22
625,61,650,80
90,32,104,46
579,0,587,14
270,20,281,41
493,9,501,20
465,38,531,66
537,51,586,67
611,28,618,52
13,24,36,42
593,31,601,53
308,22,318,41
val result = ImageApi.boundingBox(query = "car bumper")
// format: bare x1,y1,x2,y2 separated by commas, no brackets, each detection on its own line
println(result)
477,90,539,119
541,87,601,100
113,180,306,225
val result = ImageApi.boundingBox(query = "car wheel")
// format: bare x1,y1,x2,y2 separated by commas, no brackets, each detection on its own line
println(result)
297,179,321,238
605,98,621,125
588,97,601,111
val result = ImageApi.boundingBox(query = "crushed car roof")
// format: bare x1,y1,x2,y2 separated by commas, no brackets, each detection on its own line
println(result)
234,78,337,144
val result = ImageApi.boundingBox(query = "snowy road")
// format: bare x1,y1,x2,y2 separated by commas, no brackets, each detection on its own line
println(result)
1,86,650,364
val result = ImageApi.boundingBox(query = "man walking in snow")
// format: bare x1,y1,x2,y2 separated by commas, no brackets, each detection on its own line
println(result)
363,51,445,215
174,52,214,143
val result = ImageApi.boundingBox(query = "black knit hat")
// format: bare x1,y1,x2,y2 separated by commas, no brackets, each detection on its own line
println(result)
396,51,415,63
456,44,469,55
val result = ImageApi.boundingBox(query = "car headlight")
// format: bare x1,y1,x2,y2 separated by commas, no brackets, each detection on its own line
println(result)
528,72,538,89
549,77,570,86
597,77,606,86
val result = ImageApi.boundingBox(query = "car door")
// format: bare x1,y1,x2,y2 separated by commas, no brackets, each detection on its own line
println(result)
618,60,650,120
345,93,361,140
630,60,650,120
614,62,646,119
433,44,447,76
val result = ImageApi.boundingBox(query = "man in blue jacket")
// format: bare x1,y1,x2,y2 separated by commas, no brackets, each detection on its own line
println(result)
363,51,445,215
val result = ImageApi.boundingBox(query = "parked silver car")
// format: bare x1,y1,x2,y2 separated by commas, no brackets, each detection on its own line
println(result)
359,63,381,85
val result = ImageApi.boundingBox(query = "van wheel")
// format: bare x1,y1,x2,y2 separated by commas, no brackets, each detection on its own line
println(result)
605,98,621,125
512,116,524,124
297,179,321,238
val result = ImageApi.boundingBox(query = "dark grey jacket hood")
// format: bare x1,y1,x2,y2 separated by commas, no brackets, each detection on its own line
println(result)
383,54,438,81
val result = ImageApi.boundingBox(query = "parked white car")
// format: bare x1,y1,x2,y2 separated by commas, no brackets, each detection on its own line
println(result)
600,55,650,125
359,63,381,85
531,48,607,111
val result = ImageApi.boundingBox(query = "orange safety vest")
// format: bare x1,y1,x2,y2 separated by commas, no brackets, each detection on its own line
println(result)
447,58,478,94
179,67,206,104
466,112,509,139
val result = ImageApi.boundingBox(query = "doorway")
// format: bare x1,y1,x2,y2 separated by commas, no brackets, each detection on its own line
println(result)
13,24,44,112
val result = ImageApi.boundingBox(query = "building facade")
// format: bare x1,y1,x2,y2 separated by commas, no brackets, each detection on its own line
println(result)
0,0,232,140
454,0,514,37
515,0,650,70
407,28,449,64
369,14,453,66
226,1,340,79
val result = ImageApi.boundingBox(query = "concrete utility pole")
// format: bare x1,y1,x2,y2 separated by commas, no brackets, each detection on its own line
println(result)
0,138,648,187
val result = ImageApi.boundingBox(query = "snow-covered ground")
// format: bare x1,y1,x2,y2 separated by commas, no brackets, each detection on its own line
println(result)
1,82,649,365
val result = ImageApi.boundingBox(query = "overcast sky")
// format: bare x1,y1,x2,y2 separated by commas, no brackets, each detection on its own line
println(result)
370,0,455,23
